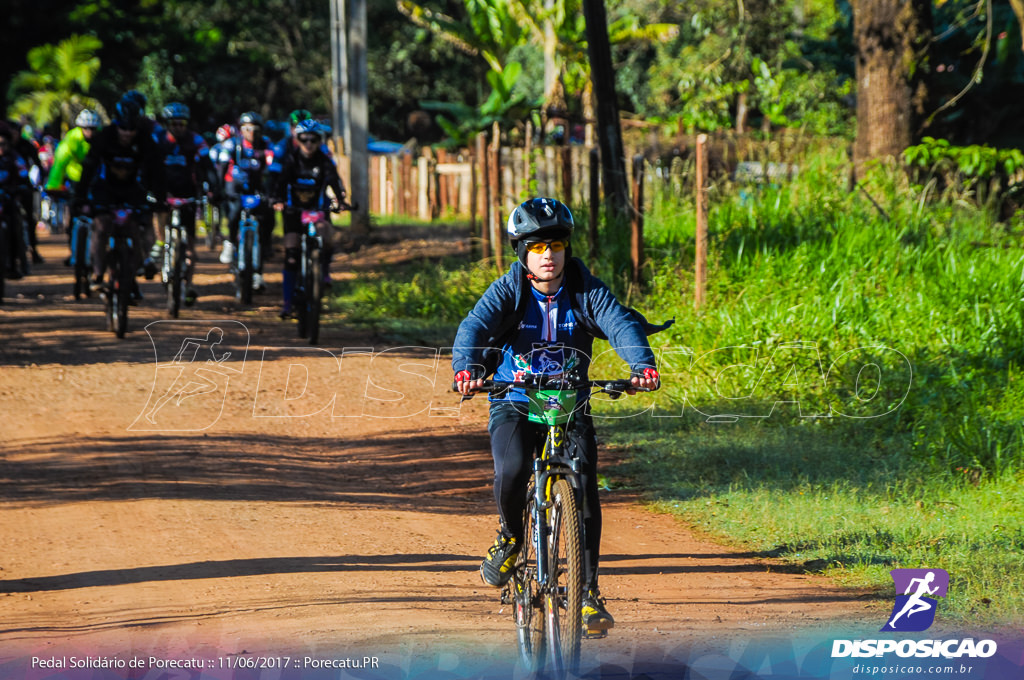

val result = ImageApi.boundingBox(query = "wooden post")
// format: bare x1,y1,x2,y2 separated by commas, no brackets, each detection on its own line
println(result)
695,133,709,309
524,120,533,200
437,148,449,215
369,155,379,215
417,150,430,221
630,153,644,286
490,122,504,267
565,146,573,204
401,150,413,216
476,132,490,259
589,147,599,258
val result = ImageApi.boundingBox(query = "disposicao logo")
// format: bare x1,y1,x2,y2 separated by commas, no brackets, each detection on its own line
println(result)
882,568,949,632
831,568,998,660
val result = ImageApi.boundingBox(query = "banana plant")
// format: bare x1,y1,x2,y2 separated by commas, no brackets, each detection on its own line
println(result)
6,34,106,133
420,62,541,146
401,0,677,128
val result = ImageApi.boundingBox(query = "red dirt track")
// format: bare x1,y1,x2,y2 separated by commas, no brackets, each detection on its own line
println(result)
0,229,878,674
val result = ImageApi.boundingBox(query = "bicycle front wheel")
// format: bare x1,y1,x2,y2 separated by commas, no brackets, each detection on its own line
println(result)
166,231,182,318
545,478,583,677
0,223,8,303
109,246,132,338
513,487,545,672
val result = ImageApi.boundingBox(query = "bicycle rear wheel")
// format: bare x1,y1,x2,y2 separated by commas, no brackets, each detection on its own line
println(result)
238,229,254,305
72,223,90,300
307,248,322,345
112,246,133,338
545,478,583,678
513,487,545,672
0,222,7,303
204,202,217,250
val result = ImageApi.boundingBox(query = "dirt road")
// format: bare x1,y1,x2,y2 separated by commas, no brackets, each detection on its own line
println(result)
0,230,879,676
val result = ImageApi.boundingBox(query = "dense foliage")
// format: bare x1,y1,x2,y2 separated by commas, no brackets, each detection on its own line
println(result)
4,0,1023,148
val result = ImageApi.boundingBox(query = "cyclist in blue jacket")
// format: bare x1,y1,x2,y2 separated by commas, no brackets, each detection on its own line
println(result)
452,197,669,635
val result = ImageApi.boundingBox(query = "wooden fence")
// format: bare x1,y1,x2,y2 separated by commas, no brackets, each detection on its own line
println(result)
366,130,811,286
367,130,812,223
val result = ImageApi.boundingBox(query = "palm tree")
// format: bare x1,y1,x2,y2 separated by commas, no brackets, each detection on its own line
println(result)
6,34,106,133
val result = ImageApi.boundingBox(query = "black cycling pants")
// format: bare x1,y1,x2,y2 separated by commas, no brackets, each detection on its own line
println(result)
488,400,602,589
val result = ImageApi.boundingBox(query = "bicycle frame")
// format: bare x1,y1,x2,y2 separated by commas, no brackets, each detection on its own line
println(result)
163,197,195,317
461,374,644,676
235,194,262,304
299,210,324,288
293,208,335,345
104,205,140,338
0,193,9,302
530,417,582,591
70,214,93,300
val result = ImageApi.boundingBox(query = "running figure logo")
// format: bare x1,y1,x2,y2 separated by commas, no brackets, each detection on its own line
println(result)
881,568,949,632
130,321,249,431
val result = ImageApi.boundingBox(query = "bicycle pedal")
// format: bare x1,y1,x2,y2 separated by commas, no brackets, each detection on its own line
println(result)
583,629,609,640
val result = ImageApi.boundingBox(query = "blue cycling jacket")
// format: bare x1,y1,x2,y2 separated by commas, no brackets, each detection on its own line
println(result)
452,258,672,392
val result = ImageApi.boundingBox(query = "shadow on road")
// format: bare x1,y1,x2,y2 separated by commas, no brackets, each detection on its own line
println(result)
0,431,494,513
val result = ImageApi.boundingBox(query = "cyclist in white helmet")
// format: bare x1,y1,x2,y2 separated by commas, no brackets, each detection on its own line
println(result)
46,109,102,260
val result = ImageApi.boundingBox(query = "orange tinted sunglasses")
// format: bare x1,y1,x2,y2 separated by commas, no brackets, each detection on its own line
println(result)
524,239,567,254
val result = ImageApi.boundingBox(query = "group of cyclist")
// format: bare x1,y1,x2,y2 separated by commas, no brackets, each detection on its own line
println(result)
11,93,672,643
7,91,346,319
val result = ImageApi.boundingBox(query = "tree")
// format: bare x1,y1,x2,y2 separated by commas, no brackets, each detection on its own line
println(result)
852,0,933,170
6,34,105,132
1012,0,1024,49
399,0,675,141
583,0,629,216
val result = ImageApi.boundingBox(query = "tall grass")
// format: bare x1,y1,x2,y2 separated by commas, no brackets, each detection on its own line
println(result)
594,146,1024,626
328,147,1024,625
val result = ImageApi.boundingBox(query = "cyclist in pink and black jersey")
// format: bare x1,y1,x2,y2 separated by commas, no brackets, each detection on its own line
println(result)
270,118,346,319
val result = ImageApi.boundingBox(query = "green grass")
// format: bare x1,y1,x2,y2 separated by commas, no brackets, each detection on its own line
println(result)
326,147,1024,627
597,147,1024,627
596,412,1024,628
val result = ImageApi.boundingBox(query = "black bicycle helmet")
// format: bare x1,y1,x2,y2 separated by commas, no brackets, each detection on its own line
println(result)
123,90,148,110
507,197,574,266
114,97,144,130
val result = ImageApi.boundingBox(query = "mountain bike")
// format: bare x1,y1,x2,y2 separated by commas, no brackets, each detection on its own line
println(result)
162,196,195,318
43,190,68,236
460,373,648,678
233,193,262,305
292,202,352,345
198,184,220,251
70,213,93,300
0,188,30,289
0,189,11,303
99,203,142,338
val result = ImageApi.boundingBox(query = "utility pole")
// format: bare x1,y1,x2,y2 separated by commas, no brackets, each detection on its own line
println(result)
330,0,369,237
330,0,349,158
349,0,369,236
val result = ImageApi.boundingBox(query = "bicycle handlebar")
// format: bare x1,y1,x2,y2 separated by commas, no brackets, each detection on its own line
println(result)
452,375,653,397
